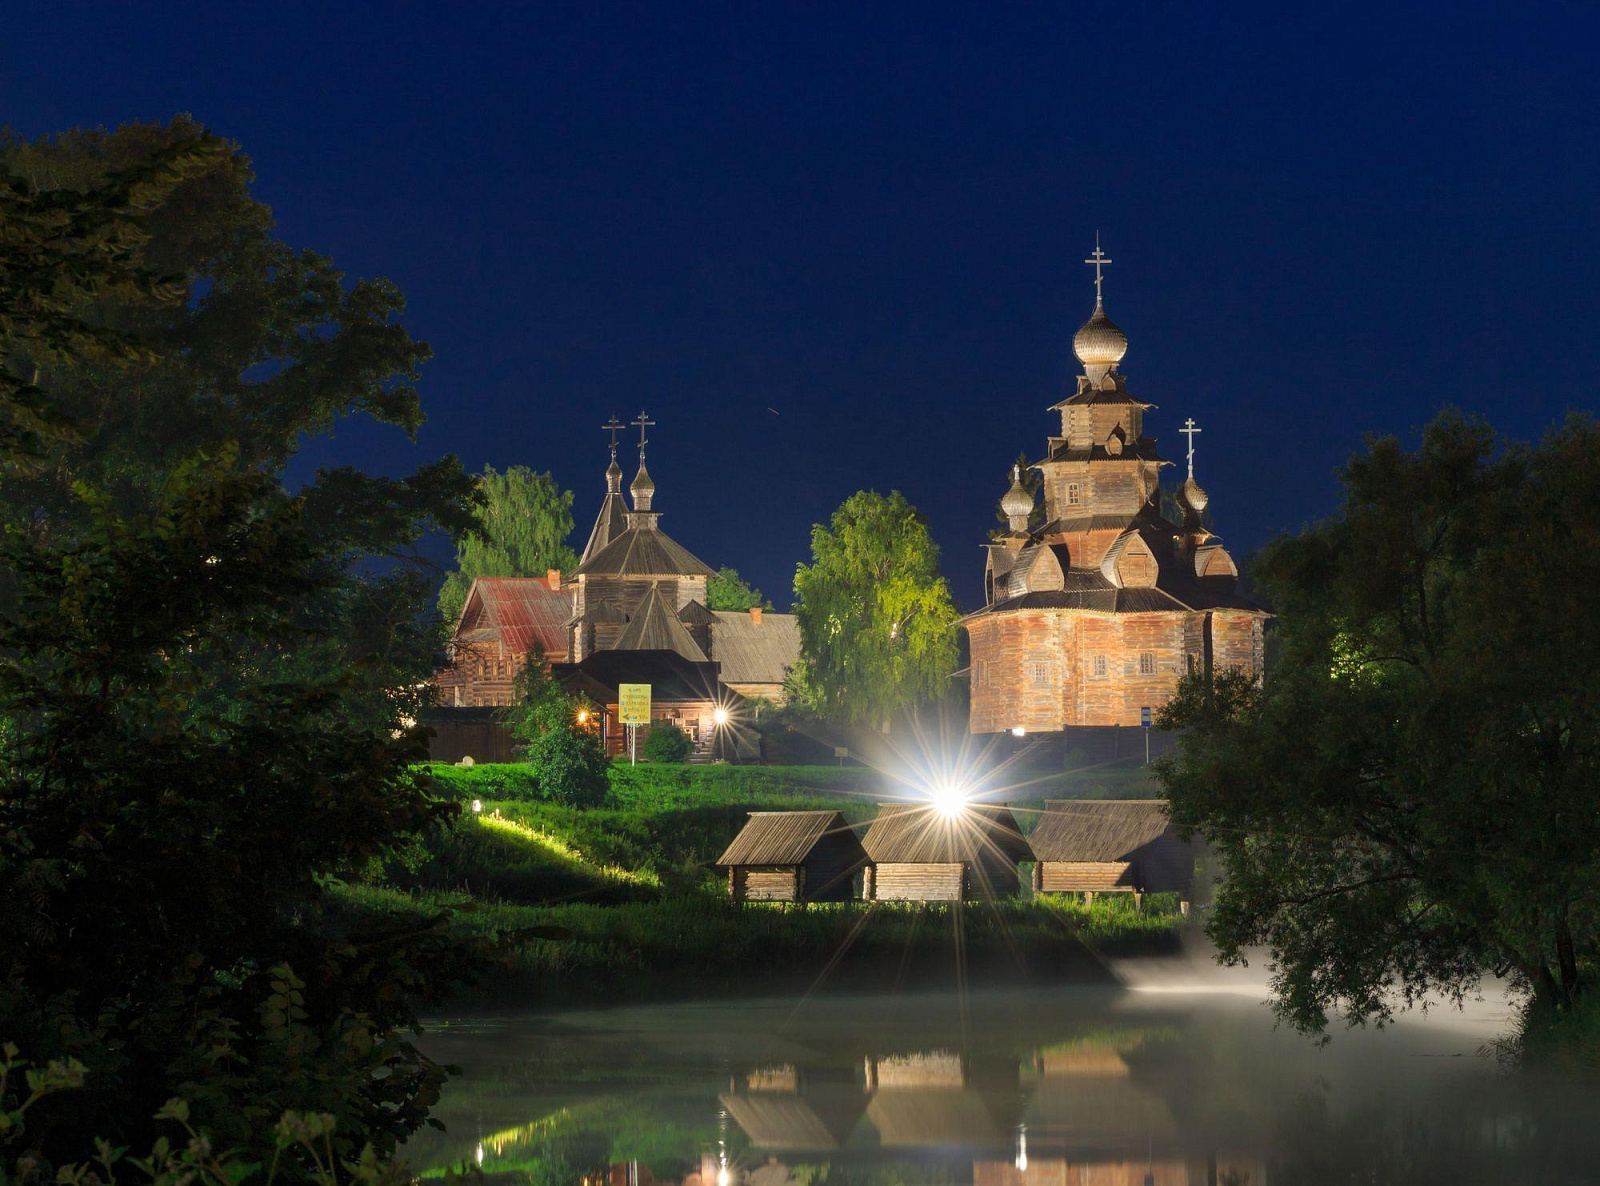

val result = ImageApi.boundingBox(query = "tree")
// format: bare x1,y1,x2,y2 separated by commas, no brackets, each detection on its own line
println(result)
438,466,578,622
706,565,771,611
0,120,481,1163
1157,412,1600,1041
793,490,960,726
501,659,608,806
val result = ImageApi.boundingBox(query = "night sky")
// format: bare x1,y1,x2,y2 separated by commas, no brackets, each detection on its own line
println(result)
7,3,1598,608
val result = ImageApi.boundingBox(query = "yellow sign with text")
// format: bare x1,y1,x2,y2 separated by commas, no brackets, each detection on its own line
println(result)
618,683,652,726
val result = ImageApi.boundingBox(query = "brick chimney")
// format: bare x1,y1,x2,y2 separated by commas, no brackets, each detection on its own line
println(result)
749,605,762,625
547,568,562,590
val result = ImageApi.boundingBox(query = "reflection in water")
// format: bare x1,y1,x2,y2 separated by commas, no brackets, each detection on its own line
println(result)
405,987,1600,1185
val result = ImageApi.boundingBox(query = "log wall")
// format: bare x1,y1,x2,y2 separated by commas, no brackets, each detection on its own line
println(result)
1039,861,1136,893
872,863,964,901
732,866,800,902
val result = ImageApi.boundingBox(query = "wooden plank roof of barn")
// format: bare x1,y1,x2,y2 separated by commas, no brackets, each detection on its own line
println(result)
861,803,1031,865
717,810,861,867
572,521,717,578
1026,799,1180,863
709,610,802,684
612,582,709,661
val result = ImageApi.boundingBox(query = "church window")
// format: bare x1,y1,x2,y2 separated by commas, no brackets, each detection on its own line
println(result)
1093,654,1107,678
1066,483,1081,506
1031,661,1050,686
1139,652,1156,675
975,660,988,688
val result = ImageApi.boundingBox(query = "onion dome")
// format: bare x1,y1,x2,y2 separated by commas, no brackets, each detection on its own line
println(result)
1073,304,1129,378
1001,465,1034,532
605,454,624,493
630,457,656,511
1181,474,1209,515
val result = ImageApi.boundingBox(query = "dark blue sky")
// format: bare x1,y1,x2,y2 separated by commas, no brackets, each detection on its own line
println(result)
8,3,1598,608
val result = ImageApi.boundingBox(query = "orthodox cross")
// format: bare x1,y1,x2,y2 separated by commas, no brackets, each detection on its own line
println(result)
1180,417,1202,479
631,409,656,455
1083,233,1112,307
601,415,624,457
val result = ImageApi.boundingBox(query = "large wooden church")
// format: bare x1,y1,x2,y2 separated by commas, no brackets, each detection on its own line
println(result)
964,246,1268,734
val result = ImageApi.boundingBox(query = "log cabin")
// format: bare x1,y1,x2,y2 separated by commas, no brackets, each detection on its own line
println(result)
718,810,869,902
1026,799,1193,909
860,803,1030,901
964,244,1270,735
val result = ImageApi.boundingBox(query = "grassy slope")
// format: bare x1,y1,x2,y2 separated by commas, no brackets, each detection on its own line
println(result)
355,761,1183,1007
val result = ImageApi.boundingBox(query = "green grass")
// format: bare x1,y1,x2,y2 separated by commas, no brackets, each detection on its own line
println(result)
337,882,1182,1008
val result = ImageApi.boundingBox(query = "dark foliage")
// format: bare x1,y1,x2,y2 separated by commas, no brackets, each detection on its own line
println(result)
1157,412,1600,1038
0,119,483,1165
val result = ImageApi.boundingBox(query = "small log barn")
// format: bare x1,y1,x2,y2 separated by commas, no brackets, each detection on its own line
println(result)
860,803,1030,901
1026,799,1193,908
718,810,868,903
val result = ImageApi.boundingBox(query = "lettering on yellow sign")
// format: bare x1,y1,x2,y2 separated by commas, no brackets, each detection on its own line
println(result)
618,683,652,726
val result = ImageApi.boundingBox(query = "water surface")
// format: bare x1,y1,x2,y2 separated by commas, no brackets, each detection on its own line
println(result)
408,979,1598,1184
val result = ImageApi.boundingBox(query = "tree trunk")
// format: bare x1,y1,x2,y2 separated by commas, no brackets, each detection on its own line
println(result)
1554,908,1581,1008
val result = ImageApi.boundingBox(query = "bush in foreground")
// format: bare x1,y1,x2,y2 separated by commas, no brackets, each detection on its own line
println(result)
641,723,693,763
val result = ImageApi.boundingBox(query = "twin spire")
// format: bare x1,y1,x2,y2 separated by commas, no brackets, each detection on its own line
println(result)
581,409,660,565
599,410,659,512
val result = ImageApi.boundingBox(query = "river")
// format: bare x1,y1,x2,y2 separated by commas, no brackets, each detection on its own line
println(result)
405,970,1599,1184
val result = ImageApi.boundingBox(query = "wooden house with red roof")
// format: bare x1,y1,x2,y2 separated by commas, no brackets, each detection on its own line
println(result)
435,572,574,708
964,244,1269,734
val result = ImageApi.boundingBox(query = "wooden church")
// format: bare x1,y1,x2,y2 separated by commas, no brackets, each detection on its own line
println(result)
964,244,1269,734
432,414,801,760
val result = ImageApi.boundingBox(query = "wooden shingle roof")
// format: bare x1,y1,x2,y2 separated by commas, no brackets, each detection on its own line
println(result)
580,490,629,565
612,582,708,661
860,803,1030,864
572,522,717,577
1027,799,1175,862
710,610,801,685
718,810,860,866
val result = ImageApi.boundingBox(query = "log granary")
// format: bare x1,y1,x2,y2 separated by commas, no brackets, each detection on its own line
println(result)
1026,799,1194,909
719,810,869,902
860,803,1031,901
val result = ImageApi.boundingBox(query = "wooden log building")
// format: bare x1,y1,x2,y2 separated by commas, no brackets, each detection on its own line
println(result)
1026,799,1194,908
718,810,868,902
964,243,1270,735
860,803,1031,901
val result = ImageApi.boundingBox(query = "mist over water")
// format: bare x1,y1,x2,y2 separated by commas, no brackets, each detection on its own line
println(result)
407,967,1595,1185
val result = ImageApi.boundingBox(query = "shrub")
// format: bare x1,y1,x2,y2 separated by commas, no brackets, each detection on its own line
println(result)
641,723,693,763
527,727,610,807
